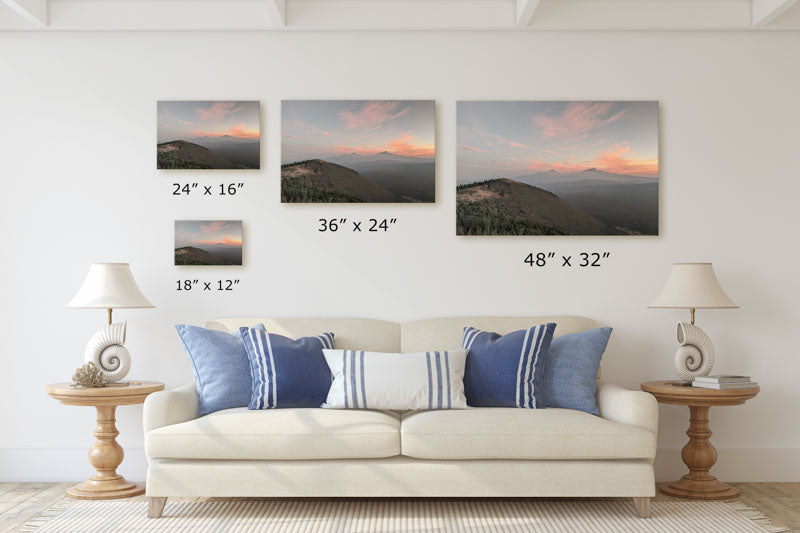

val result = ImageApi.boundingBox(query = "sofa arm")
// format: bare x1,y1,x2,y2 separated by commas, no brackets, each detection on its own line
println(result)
143,383,199,433
596,380,658,435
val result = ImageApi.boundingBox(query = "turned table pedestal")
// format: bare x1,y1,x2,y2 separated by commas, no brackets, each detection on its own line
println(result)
640,380,759,500
45,381,164,500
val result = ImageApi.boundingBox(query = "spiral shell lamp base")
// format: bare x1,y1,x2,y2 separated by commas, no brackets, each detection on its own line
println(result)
673,321,715,381
84,321,131,383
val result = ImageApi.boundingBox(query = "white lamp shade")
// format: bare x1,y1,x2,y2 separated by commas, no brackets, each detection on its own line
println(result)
66,263,154,309
648,262,738,309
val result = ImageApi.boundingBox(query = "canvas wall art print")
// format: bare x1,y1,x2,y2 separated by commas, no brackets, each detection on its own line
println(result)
457,101,659,236
174,220,243,266
281,100,435,203
157,101,260,169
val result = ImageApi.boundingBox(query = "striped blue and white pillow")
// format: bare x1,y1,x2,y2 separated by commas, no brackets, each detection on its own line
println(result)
462,323,556,408
240,327,334,409
321,349,468,410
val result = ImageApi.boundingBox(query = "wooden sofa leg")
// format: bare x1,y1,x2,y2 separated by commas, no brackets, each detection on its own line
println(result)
148,497,167,518
633,497,651,518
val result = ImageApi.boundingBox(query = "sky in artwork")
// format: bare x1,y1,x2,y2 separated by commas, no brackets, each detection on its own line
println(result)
175,220,242,249
457,101,658,183
158,101,260,143
282,100,435,163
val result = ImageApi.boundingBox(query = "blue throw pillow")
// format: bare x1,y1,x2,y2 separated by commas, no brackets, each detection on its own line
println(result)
542,327,613,415
175,324,265,417
240,327,334,409
462,323,556,408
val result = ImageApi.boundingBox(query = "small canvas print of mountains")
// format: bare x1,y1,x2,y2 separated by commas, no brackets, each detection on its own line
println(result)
174,220,242,266
281,100,435,203
457,101,659,236
157,101,260,169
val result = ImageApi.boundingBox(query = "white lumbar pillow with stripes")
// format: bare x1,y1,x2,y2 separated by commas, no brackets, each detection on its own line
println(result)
321,349,469,410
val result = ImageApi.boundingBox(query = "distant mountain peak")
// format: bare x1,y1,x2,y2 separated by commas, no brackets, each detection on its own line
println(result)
583,167,599,172
546,169,560,174
377,150,392,155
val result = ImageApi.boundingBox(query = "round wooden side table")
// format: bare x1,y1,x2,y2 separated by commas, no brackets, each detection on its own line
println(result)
641,380,759,500
45,381,165,500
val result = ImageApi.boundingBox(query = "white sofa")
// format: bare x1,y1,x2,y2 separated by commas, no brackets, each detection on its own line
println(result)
144,316,658,518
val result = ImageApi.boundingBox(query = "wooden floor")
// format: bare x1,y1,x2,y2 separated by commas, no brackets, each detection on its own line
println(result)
0,482,798,532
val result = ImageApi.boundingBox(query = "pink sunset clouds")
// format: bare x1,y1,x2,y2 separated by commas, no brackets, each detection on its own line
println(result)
174,220,243,253
457,101,658,183
157,101,260,145
191,122,259,140
505,143,657,177
282,100,435,164
324,133,434,159
193,235,242,247
533,101,627,142
195,101,244,120
386,133,435,158
594,143,658,177
200,221,232,233
339,101,412,130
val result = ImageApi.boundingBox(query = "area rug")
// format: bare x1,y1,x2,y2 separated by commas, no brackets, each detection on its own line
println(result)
15,499,788,533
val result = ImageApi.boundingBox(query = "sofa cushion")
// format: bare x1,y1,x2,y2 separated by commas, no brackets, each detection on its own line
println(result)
146,408,400,460
322,349,469,410
400,408,655,460
542,327,613,415
240,327,334,410
462,324,556,408
175,323,265,416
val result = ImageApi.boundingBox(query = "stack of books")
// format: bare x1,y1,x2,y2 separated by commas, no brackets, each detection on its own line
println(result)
692,375,758,389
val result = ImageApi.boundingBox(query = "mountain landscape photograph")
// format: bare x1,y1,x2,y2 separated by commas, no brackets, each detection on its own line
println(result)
281,100,435,203
174,220,243,266
157,101,260,169
457,101,659,235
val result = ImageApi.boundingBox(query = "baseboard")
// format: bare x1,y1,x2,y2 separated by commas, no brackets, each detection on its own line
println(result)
0,448,148,482
654,448,800,482
2,448,799,483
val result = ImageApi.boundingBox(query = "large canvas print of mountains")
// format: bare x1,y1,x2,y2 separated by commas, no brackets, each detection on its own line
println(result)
457,169,658,236
281,151,434,203
457,100,659,236
158,136,260,170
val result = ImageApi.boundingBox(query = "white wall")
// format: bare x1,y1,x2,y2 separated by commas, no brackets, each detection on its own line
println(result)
1,30,798,483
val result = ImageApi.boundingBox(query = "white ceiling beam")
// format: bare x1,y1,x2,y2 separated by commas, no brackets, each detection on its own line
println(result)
286,0,512,29
516,0,540,27
530,0,752,30
1,0,47,26
752,0,800,26
44,0,272,30
264,0,286,27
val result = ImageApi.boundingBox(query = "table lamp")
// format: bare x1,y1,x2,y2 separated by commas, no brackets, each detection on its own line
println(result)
66,263,154,383
648,262,738,382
